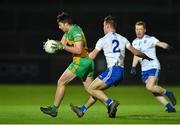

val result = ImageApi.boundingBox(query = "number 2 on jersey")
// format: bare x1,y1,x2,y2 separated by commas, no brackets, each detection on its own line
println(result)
112,39,120,53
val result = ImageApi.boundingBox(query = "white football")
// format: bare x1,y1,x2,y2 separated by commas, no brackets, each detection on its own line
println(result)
44,39,57,54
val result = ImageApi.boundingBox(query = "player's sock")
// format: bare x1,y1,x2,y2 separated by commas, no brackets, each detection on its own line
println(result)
51,105,58,112
165,103,174,111
80,105,87,113
164,90,172,97
164,90,176,106
106,98,113,106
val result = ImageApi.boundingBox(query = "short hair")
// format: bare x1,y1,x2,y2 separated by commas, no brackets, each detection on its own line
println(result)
104,15,117,29
57,12,73,24
135,21,146,29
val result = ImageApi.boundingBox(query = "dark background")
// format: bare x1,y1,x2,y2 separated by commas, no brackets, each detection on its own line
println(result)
0,0,180,84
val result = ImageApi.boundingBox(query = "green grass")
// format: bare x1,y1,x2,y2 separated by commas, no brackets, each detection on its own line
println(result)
0,84,180,124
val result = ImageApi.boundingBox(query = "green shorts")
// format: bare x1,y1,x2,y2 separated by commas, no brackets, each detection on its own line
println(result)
68,57,94,78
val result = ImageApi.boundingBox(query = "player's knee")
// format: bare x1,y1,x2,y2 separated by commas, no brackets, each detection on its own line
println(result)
84,86,89,92
146,84,154,91
57,79,66,87
87,86,93,95
152,92,162,96
87,87,92,94
83,83,89,91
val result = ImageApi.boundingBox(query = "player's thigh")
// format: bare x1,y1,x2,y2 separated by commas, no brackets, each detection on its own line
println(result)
143,68,160,84
146,76,158,87
88,77,109,91
58,68,76,86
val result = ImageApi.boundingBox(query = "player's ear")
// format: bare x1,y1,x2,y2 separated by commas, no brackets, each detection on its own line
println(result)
107,23,111,28
144,28,146,33
64,23,69,27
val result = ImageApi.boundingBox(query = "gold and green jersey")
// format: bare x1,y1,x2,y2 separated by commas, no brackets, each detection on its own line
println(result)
63,24,88,59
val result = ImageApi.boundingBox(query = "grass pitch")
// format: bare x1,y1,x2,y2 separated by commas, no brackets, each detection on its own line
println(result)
0,84,180,124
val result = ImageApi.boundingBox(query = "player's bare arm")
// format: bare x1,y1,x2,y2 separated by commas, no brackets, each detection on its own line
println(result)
60,36,67,45
156,41,171,49
64,41,83,54
127,45,145,57
89,49,100,59
127,45,153,61
132,55,139,67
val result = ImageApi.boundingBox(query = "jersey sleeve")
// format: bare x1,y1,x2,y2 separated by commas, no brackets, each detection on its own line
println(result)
151,36,159,46
95,38,103,51
73,30,83,42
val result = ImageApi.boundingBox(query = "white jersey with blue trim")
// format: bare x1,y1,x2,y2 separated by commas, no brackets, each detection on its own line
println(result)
95,32,130,68
132,34,160,71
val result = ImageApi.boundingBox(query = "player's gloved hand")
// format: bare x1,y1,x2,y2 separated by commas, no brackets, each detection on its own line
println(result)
166,44,173,50
43,38,50,49
130,67,136,76
51,41,65,50
142,55,153,61
43,42,46,50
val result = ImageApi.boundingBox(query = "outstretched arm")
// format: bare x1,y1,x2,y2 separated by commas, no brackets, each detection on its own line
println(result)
156,41,172,50
89,49,100,60
127,45,153,61
127,44,145,57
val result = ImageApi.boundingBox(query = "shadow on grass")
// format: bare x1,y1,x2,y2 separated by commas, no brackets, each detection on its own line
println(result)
120,114,179,120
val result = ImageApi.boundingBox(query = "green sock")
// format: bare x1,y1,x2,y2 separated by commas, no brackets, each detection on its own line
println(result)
51,105,58,112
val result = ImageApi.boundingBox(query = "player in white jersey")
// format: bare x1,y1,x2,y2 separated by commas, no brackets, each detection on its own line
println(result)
70,16,153,118
131,21,176,112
